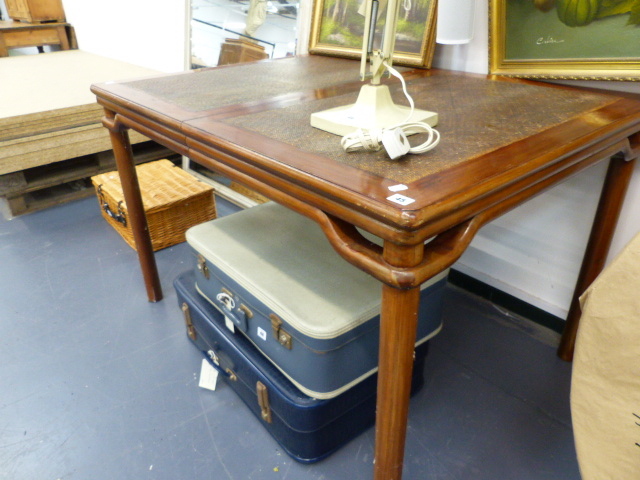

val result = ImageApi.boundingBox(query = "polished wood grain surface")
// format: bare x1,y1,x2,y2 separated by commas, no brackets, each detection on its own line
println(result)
91,55,640,479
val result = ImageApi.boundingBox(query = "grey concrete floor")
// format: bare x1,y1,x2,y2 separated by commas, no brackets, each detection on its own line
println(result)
0,195,580,479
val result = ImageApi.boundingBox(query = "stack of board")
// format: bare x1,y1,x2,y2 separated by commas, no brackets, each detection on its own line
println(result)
0,50,175,218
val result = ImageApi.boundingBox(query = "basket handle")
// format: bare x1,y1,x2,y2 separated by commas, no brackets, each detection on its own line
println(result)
97,185,127,227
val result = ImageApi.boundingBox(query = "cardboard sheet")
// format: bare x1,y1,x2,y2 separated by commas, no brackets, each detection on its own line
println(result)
571,232,640,479
1,50,159,120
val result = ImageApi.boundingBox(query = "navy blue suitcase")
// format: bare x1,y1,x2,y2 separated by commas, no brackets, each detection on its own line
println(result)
174,270,429,463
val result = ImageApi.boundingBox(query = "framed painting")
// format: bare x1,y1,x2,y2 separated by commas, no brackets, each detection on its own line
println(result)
490,0,640,80
308,0,437,68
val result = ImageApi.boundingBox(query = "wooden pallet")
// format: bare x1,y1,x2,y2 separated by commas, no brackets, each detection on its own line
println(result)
0,141,179,219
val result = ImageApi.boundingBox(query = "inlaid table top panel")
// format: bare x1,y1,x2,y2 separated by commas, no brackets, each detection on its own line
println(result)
220,71,617,183
125,55,363,112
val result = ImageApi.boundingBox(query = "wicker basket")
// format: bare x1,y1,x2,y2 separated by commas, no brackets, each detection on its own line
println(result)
91,159,216,251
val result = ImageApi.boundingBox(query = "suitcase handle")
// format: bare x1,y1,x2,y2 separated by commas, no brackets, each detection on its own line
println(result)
214,293,248,332
216,292,235,310
204,349,237,381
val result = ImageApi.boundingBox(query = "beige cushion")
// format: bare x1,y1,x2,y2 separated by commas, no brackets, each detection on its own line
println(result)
571,232,640,479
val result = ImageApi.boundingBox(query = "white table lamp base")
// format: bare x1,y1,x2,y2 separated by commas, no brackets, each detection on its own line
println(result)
310,84,438,137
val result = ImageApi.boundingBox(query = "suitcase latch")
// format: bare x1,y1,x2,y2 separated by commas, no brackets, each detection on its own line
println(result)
181,303,197,341
256,381,272,423
197,254,210,279
269,314,292,350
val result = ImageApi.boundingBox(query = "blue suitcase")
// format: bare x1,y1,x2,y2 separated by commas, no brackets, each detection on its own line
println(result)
174,270,429,463
186,202,447,399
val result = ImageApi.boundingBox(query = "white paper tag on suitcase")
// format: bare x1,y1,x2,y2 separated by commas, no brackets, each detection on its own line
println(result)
257,327,267,341
224,316,235,333
199,359,219,391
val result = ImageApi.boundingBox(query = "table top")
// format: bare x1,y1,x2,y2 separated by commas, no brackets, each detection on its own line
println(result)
91,55,640,243
0,20,69,30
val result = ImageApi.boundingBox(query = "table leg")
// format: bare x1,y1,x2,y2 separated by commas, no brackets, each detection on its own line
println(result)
374,243,423,480
0,34,8,57
558,155,636,360
56,25,70,50
104,110,163,302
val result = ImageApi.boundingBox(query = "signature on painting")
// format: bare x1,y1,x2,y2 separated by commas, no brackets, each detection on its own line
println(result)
536,36,566,44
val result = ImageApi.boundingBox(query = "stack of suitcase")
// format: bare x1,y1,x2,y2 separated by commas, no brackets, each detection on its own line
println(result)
174,202,449,463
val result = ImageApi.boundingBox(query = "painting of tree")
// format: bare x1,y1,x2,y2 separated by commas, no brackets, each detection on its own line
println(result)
309,0,437,67
318,0,432,53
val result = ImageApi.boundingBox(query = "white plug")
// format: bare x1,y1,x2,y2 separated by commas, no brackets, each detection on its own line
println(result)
381,128,411,160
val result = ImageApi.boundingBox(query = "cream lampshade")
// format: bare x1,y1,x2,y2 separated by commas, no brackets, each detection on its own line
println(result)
436,0,476,45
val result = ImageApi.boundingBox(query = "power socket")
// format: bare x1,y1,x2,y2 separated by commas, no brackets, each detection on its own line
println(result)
381,128,410,160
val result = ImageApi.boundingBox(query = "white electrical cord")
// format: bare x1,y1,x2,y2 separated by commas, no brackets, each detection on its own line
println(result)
341,61,440,160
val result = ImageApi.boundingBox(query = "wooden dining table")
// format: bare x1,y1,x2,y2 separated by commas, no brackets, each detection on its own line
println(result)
91,55,640,479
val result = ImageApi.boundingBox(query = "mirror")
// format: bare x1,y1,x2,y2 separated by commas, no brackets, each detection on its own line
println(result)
189,0,301,69
184,0,312,207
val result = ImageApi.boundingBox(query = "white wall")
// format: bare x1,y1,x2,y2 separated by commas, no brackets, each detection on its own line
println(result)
62,0,189,73
432,0,640,318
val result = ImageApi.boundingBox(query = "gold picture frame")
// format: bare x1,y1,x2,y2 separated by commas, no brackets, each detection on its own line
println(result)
490,0,640,81
308,0,438,68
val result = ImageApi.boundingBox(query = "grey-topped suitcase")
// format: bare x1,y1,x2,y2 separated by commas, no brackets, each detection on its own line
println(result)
186,202,447,399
